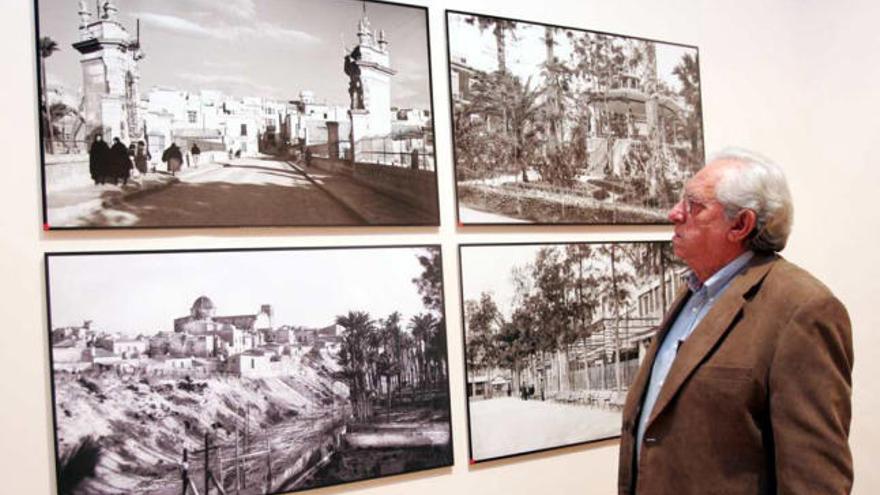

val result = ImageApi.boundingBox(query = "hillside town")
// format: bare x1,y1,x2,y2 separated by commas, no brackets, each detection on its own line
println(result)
51,295,344,378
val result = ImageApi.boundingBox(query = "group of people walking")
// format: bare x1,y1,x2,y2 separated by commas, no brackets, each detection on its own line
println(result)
88,134,203,185
88,135,148,186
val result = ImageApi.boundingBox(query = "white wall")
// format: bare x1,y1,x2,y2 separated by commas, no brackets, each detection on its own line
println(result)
1,0,878,493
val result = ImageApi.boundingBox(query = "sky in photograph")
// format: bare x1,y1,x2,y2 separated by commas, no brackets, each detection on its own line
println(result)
460,243,669,324
448,13,696,93
460,244,551,320
38,0,432,108
48,247,437,336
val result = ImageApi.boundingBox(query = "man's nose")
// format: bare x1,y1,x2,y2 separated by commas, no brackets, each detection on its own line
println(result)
668,200,685,223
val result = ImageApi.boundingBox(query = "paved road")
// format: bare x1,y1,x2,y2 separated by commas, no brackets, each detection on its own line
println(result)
468,396,620,461
81,158,364,228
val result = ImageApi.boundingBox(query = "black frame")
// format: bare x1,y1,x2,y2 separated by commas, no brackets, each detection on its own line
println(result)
44,244,454,494
445,9,706,227
33,0,441,230
458,240,682,463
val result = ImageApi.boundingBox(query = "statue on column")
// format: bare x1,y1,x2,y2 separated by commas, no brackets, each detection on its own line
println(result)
344,46,364,110
77,0,91,28
102,0,118,21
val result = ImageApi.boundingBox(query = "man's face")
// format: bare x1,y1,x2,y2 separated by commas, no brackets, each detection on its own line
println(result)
668,160,740,279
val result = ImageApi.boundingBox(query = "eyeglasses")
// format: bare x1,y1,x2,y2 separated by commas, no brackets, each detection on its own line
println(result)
678,192,714,217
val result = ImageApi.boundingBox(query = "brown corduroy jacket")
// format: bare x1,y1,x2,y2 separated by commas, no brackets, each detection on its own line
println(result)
618,255,853,495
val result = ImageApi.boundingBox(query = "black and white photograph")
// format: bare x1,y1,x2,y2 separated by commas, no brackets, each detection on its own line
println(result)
459,241,686,461
447,11,704,224
45,246,452,494
36,0,438,228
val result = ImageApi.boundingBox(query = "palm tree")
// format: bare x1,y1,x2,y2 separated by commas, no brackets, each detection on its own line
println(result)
39,36,60,154
673,52,703,169
380,311,402,406
465,16,517,73
409,312,440,388
336,311,377,421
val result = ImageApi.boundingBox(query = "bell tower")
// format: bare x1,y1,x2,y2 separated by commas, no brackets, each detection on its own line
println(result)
348,8,396,139
72,0,144,142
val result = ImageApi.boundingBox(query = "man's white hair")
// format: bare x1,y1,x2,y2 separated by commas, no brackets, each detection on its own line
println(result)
710,147,794,253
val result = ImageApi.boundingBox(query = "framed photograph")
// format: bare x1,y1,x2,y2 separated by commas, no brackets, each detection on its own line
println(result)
459,241,686,461
35,0,438,229
446,10,704,225
45,245,452,494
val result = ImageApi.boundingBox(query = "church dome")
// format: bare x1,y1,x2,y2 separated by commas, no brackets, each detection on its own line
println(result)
190,296,216,319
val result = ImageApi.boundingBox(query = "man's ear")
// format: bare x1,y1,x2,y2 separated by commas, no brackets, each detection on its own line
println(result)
728,209,757,244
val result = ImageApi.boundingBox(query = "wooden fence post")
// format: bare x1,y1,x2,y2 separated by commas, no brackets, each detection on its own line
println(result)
234,429,241,492
204,433,209,495
265,437,273,491
181,448,190,495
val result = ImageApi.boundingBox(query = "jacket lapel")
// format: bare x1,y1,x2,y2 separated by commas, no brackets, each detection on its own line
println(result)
644,255,777,429
622,286,690,425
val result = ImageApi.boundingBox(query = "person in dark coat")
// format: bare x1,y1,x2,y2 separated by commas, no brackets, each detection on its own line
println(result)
110,137,133,185
134,140,150,175
88,134,111,185
190,143,201,166
162,142,183,176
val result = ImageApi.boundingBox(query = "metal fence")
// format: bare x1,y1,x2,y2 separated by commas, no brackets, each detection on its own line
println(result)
310,135,435,172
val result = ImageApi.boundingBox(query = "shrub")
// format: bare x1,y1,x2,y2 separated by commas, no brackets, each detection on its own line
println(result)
59,436,101,495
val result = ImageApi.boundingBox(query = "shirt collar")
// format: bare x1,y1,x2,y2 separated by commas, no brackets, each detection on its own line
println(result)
685,250,755,297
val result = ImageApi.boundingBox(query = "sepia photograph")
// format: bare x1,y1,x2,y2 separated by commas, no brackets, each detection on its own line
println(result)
459,241,686,461
36,0,438,228
447,11,704,225
45,246,451,494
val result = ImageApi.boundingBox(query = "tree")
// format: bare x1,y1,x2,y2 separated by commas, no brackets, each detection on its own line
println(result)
336,311,377,421
595,244,637,392
464,292,506,397
45,103,86,153
529,247,583,394
39,36,60,154
534,26,585,187
377,311,403,410
465,16,517,74
673,52,704,171
411,248,448,389
627,243,681,315
463,71,542,182
409,312,441,389
412,248,443,314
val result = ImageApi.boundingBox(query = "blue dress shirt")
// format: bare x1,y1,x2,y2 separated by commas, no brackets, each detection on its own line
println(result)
635,250,754,461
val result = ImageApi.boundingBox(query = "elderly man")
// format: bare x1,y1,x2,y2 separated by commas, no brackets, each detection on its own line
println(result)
618,148,853,494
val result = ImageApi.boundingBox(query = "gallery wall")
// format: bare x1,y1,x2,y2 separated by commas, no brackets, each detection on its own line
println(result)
1,0,878,493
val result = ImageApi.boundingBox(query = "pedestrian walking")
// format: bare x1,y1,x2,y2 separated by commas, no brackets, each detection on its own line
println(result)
190,143,201,167
134,140,151,175
411,148,421,170
88,134,110,185
162,142,183,176
110,137,133,185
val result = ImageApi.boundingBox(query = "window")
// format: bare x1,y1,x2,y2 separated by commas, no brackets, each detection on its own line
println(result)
250,358,254,369
188,111,197,124
240,124,247,136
